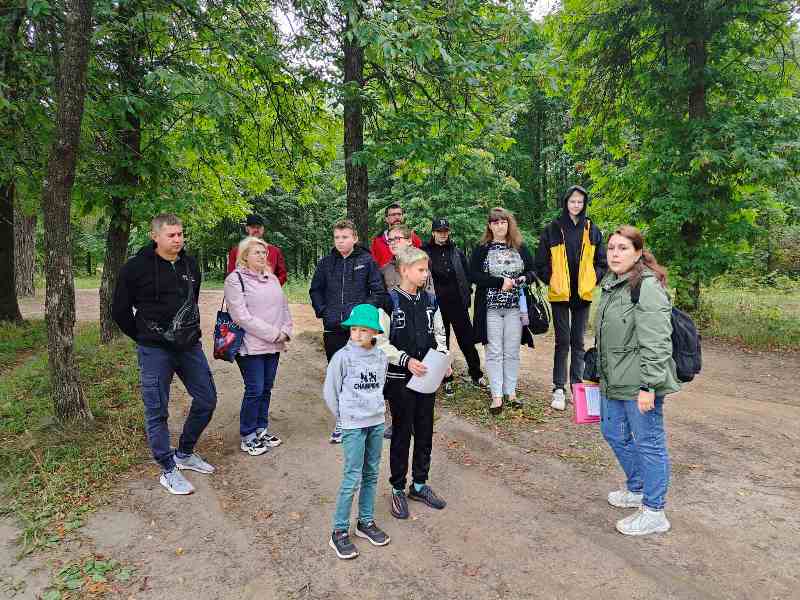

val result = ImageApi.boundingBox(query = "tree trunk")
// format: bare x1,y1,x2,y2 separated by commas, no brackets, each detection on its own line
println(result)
99,4,142,343
99,126,138,342
0,182,23,322
1,3,25,321
41,0,94,423
679,34,708,312
342,7,369,242
14,206,36,297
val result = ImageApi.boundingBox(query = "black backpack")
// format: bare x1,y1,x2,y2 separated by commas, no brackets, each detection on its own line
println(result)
631,283,702,383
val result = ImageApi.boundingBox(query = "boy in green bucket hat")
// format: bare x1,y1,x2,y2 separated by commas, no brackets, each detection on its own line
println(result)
324,303,391,559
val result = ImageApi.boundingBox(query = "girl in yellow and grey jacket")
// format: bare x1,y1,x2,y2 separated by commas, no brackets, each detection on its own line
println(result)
534,185,607,410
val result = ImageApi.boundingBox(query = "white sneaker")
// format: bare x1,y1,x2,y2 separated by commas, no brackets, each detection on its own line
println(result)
550,388,566,411
608,489,643,508
240,438,270,456
616,507,671,536
160,468,195,495
257,430,283,448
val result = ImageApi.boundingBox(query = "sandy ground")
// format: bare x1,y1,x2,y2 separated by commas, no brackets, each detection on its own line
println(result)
3,289,800,599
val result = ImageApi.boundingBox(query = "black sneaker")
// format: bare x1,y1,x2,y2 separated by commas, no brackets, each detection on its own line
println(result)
383,425,392,439
355,521,391,546
329,530,358,559
443,381,455,397
408,484,447,509
509,397,524,409
391,490,410,519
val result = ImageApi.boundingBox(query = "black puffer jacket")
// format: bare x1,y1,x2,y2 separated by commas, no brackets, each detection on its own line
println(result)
309,244,385,331
112,243,202,349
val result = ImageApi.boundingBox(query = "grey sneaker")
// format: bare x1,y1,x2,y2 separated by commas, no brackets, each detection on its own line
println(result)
616,507,671,536
329,428,343,444
159,467,194,495
174,452,215,474
257,430,282,448
408,484,447,509
608,489,644,508
355,521,390,546
329,530,359,559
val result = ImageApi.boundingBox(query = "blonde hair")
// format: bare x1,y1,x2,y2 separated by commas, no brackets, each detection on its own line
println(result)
396,246,429,269
237,236,270,271
480,207,523,249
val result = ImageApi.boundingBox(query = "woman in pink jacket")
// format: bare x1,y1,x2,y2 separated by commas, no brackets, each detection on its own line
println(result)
224,237,293,456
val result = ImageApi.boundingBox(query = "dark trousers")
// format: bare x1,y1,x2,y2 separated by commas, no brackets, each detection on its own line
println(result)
386,377,435,490
235,353,280,438
323,329,350,362
551,302,590,389
136,343,217,471
439,293,483,382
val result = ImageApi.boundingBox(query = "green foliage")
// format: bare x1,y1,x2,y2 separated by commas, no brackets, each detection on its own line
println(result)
549,0,800,306
0,319,47,367
0,322,144,555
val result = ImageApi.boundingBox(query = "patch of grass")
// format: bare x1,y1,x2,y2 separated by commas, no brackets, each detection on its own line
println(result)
0,321,144,555
43,555,136,599
439,379,549,428
700,286,800,350
0,319,48,369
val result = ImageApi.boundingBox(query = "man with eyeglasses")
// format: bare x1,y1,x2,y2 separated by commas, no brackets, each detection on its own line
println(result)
370,203,422,269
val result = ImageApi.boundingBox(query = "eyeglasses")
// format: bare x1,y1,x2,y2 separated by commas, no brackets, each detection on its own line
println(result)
387,236,407,243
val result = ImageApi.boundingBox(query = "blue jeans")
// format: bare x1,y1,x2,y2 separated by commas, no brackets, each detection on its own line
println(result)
333,424,385,531
600,395,670,510
137,343,218,471
235,353,280,439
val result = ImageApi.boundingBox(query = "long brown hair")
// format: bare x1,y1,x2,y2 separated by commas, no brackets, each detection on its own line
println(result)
480,207,523,249
610,225,668,289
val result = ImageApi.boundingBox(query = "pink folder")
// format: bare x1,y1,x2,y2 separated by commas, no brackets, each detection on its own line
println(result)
572,382,601,424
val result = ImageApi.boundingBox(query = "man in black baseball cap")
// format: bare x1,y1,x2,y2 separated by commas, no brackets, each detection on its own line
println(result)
422,218,485,396
226,214,288,285
245,214,265,227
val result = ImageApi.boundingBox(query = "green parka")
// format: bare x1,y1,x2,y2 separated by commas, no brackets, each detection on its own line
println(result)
594,268,681,401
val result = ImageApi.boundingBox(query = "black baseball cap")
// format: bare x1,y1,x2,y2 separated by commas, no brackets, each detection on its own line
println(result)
432,218,450,231
245,214,264,227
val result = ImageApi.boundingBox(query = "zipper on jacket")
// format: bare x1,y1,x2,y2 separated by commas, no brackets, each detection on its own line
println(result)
341,255,347,323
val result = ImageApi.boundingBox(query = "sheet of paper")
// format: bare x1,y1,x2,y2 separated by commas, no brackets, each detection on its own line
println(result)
406,349,452,394
585,385,601,417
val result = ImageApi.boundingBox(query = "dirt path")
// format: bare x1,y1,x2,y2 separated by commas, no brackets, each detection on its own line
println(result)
5,290,800,599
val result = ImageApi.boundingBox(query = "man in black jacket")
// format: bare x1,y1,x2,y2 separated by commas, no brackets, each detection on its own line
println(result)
422,218,485,394
309,219,385,442
534,186,607,411
112,213,217,495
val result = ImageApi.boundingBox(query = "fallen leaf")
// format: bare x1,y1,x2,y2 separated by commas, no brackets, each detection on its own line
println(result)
463,565,480,576
288,512,302,521
175,547,184,556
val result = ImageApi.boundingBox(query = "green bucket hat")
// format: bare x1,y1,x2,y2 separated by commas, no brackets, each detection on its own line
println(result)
341,304,383,333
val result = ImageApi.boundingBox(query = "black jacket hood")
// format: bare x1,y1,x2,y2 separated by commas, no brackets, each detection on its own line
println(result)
136,242,190,302
560,185,590,219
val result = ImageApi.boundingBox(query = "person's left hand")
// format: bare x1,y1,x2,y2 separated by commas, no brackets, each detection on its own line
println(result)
445,366,453,378
637,389,655,414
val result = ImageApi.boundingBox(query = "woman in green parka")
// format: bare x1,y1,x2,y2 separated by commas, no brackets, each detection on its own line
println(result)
595,225,680,536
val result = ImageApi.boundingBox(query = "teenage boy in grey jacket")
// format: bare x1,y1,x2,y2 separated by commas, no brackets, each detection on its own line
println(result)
324,304,391,560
